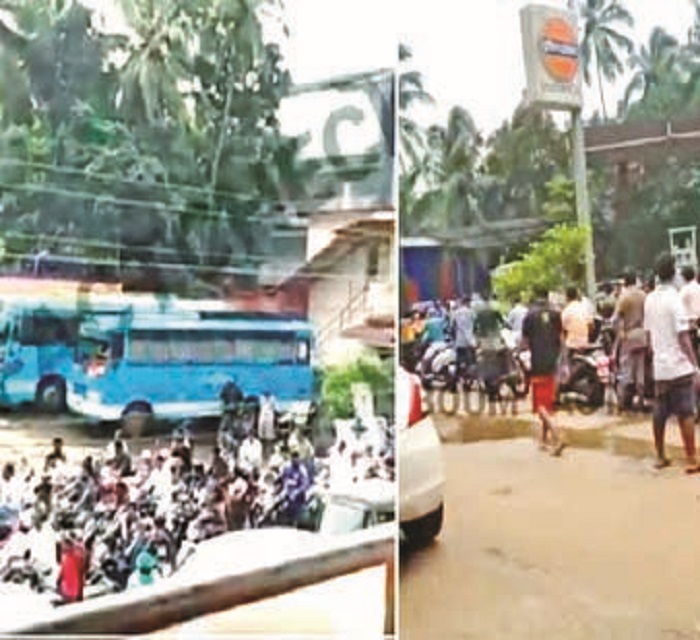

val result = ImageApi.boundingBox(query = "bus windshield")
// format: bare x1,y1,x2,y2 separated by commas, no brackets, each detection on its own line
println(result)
127,330,307,365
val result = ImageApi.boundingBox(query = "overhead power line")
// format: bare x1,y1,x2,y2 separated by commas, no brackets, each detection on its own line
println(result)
1,249,370,284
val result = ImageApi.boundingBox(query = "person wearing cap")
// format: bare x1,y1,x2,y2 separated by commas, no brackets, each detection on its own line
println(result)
129,542,160,588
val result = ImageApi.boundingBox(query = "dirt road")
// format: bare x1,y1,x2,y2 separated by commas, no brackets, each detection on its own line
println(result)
400,437,700,640
0,412,220,471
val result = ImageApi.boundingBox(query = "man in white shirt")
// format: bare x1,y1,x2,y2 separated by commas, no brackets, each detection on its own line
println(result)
506,294,528,344
0,463,23,511
644,253,700,472
680,266,700,320
680,266,700,357
257,392,277,462
237,431,263,477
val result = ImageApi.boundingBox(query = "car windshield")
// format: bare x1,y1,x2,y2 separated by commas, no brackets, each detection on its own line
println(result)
320,501,365,535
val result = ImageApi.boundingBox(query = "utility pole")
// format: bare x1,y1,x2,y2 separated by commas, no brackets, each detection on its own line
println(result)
521,2,596,297
572,107,596,298
567,0,596,298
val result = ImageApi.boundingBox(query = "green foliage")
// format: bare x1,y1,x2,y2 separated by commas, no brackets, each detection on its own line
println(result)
483,104,569,221
491,224,589,303
578,0,634,119
542,175,576,224
0,0,313,293
321,356,393,421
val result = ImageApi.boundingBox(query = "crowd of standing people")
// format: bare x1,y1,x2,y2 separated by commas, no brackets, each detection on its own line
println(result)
401,253,700,465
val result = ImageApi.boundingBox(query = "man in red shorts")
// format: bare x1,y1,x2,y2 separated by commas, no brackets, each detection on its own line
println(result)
521,288,566,456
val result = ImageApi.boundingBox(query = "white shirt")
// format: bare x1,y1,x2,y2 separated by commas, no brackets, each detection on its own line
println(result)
561,300,593,349
328,449,355,491
680,280,700,320
0,477,24,510
257,397,277,441
238,437,263,475
644,283,696,381
452,305,476,348
506,303,528,341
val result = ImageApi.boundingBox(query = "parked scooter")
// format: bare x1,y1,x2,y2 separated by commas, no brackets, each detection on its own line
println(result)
557,345,610,413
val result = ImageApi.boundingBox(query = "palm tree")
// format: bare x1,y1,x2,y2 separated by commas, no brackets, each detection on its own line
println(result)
406,106,482,233
579,0,634,120
117,0,191,126
399,43,433,174
623,27,679,110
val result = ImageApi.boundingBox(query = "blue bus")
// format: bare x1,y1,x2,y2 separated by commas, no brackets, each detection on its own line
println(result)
0,281,187,412
66,312,317,423
0,280,131,411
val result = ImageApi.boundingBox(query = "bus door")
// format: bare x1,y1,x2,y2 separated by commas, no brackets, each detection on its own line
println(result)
0,313,31,402
23,312,79,377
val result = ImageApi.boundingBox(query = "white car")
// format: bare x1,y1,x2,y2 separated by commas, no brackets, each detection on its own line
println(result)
319,478,395,535
397,366,445,545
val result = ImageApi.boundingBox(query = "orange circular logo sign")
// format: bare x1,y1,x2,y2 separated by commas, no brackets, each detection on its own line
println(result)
540,17,579,83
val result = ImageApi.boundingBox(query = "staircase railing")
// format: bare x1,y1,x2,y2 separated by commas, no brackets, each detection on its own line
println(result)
316,283,369,350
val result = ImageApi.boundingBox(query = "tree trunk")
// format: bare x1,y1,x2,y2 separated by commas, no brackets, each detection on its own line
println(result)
596,61,608,121
210,79,235,206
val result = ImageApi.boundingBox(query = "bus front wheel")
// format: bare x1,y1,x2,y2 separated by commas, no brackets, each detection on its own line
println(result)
35,378,67,414
121,402,153,438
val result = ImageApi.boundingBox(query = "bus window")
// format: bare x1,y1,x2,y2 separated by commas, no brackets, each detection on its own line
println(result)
110,333,125,360
297,339,310,364
18,313,79,346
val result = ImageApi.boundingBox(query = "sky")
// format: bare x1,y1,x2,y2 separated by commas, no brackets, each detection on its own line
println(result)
277,0,398,159
82,0,398,84
77,1,699,149
281,0,398,84
80,0,398,159
400,0,697,136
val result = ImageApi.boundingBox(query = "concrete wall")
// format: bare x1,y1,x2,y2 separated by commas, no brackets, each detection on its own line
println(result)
309,232,394,363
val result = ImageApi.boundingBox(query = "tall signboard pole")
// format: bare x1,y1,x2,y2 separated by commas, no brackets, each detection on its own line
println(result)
572,108,595,298
521,4,596,299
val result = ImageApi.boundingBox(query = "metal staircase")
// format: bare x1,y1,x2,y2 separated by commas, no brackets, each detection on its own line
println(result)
316,283,369,351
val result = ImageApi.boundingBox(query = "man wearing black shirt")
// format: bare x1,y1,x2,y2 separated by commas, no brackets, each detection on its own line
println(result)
521,289,566,456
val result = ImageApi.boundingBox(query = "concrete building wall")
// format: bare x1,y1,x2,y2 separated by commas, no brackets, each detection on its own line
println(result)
309,230,394,364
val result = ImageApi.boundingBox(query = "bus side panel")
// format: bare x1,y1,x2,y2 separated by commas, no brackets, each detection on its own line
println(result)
0,345,38,405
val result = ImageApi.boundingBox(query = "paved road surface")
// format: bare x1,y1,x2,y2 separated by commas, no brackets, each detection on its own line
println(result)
400,435,700,640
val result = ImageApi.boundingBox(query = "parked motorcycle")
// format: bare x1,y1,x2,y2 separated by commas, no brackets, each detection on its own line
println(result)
416,341,478,392
557,346,610,413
